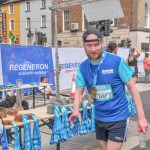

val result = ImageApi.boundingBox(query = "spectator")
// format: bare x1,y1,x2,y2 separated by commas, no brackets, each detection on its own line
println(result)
107,42,118,54
143,53,150,86
126,47,141,84
0,91,16,108
39,77,55,100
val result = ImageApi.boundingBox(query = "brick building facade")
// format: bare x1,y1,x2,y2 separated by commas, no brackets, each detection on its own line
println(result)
56,0,150,51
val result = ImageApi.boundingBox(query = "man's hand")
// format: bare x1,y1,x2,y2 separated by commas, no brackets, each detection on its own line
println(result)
137,117,148,134
68,111,81,126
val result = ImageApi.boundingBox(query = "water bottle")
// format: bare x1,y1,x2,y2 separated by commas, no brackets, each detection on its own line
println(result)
139,132,146,149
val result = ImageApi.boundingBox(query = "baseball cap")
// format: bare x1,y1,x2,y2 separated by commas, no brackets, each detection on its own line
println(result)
83,28,103,43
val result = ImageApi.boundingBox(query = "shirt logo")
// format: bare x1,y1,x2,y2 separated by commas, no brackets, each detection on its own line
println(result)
102,69,113,74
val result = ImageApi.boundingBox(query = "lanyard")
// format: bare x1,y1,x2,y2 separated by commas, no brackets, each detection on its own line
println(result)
10,122,21,150
68,106,78,137
89,51,106,87
31,115,41,150
126,93,136,117
60,106,69,142
1,127,9,150
50,106,61,144
79,102,89,135
90,104,95,133
22,115,32,150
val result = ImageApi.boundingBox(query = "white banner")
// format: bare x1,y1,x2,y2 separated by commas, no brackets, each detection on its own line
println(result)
52,47,87,90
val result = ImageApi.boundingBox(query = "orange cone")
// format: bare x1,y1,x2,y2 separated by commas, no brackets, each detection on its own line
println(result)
70,74,76,98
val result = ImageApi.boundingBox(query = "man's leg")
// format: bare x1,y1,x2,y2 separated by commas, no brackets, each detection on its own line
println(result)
96,120,108,150
98,140,107,150
106,119,129,150
107,140,123,150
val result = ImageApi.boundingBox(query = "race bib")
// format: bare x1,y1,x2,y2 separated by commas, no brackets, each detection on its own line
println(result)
95,84,113,101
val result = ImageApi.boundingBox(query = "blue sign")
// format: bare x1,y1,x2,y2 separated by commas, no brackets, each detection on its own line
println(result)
1,44,55,90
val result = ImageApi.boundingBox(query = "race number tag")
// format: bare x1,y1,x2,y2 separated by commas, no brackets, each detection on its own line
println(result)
95,84,113,101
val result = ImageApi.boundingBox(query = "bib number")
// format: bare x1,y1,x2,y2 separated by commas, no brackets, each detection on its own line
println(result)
95,84,113,101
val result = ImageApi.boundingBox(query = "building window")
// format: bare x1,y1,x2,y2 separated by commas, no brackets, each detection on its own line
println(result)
111,19,118,27
9,4,14,14
41,0,46,9
26,2,30,12
41,15,46,27
10,19,15,30
144,3,149,28
64,10,70,31
141,43,149,52
26,18,31,29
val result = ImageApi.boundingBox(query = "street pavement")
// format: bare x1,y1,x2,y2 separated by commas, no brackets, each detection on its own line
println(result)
8,83,150,150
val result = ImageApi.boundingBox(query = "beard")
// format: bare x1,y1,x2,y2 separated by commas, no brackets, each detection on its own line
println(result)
85,51,102,61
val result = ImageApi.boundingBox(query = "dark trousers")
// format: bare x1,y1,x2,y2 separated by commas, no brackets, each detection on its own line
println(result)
0,100,10,108
144,69,150,84
0,95,16,108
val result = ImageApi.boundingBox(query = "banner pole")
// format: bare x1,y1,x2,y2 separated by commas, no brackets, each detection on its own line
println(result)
54,10,60,102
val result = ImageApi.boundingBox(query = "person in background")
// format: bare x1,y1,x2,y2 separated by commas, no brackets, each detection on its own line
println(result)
0,91,16,108
143,53,150,86
107,42,118,54
68,28,148,150
126,47,141,84
39,77,55,100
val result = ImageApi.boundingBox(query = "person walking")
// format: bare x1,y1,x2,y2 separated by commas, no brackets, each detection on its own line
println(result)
68,28,148,150
143,53,150,86
126,47,141,83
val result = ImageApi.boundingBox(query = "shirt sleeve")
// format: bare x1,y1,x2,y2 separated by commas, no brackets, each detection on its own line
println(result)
118,58,134,83
75,68,85,88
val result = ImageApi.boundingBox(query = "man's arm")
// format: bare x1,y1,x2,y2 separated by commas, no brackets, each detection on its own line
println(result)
131,47,141,58
68,87,84,126
126,79,148,133
73,87,84,113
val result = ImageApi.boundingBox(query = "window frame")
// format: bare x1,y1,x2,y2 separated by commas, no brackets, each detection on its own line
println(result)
26,17,31,29
63,10,70,31
41,0,46,9
9,19,15,31
26,1,30,12
9,3,14,14
144,3,149,28
41,15,46,28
